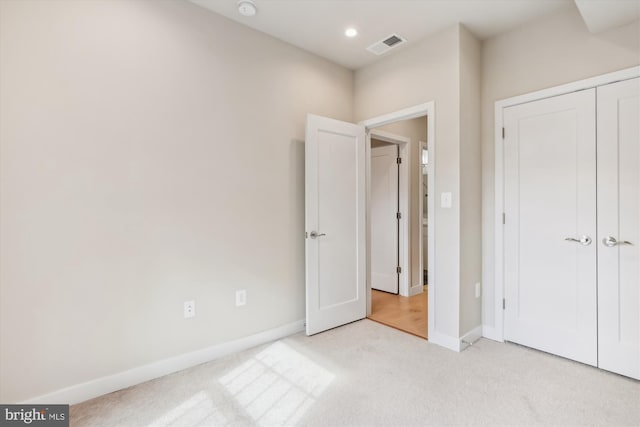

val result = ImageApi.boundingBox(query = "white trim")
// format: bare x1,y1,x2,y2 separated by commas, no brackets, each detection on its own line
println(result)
409,283,424,296
460,325,484,351
431,325,482,352
417,140,430,300
426,107,436,343
428,330,461,352
369,129,410,146
492,97,506,344
21,320,305,405
360,103,432,129
365,132,372,316
370,129,411,296
360,101,437,345
481,324,502,342
496,66,640,110
492,66,640,343
417,141,424,295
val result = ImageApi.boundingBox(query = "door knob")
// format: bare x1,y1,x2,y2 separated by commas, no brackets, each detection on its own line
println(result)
564,235,592,246
309,231,326,239
602,236,633,247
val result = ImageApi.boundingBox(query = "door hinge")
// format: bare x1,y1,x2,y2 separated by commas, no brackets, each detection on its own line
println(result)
503,298,506,310
396,157,402,164
396,212,402,219
396,266,402,274
305,231,308,239
502,213,506,225
502,127,505,139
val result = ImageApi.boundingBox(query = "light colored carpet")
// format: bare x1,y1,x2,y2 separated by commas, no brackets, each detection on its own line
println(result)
71,320,640,426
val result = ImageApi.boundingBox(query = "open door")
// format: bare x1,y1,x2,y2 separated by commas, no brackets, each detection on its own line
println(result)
370,143,399,294
305,114,366,335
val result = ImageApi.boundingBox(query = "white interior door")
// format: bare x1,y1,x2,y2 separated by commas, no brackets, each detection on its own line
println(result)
305,114,366,335
371,144,399,294
597,77,640,379
503,89,597,366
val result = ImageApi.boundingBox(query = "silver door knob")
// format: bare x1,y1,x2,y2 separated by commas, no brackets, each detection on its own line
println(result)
564,235,592,246
602,236,633,247
309,231,326,239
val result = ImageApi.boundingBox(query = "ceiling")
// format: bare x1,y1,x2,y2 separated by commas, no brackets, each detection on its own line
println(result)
575,0,640,33
190,0,639,70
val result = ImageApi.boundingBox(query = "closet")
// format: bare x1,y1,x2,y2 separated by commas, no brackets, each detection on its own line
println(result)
502,77,639,379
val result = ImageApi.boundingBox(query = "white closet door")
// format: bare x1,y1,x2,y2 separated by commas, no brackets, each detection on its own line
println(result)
371,144,399,293
503,89,597,366
597,77,640,379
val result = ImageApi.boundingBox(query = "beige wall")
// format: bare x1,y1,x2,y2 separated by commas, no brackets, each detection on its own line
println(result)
0,0,353,402
357,25,484,339
355,26,462,339
5,0,634,404
481,6,640,330
377,117,427,292
459,26,482,335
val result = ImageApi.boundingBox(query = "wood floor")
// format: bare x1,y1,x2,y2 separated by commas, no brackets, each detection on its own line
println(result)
368,286,428,339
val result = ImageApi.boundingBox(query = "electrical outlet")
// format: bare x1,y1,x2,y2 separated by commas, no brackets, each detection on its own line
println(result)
236,290,247,307
475,282,481,299
184,300,195,318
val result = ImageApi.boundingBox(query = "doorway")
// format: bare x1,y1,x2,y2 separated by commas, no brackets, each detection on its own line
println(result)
304,101,436,343
365,115,430,339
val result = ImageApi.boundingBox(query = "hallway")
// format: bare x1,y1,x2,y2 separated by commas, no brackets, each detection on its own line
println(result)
368,286,428,339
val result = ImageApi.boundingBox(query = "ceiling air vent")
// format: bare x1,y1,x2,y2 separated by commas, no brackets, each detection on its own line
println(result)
366,33,407,56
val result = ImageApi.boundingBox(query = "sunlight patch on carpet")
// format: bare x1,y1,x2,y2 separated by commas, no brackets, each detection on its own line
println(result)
147,390,227,426
219,341,334,426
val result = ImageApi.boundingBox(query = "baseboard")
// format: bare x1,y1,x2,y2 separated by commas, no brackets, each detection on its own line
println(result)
428,330,462,352
460,325,483,351
409,284,424,296
481,324,504,342
430,326,484,352
21,319,305,405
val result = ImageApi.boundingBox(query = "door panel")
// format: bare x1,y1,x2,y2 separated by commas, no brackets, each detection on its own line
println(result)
503,89,597,366
371,144,399,294
305,114,366,335
597,77,640,379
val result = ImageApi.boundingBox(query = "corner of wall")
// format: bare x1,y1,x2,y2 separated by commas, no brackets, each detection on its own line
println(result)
458,24,483,337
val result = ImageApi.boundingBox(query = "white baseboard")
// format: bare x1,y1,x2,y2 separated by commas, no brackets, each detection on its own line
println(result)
460,325,483,351
409,284,424,296
428,330,462,352
481,324,504,342
21,319,305,406
430,325,484,352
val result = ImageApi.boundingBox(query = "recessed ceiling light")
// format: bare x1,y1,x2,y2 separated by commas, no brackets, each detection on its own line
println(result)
238,0,257,17
345,28,358,38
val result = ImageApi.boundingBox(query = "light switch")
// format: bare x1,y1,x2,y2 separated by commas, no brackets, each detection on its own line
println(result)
441,192,452,208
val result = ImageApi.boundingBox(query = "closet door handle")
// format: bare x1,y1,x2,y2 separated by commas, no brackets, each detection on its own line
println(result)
602,236,633,247
564,235,592,246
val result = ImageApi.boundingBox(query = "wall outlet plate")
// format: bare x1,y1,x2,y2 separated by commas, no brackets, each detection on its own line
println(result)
184,300,195,318
475,283,481,299
236,290,247,307
441,192,452,208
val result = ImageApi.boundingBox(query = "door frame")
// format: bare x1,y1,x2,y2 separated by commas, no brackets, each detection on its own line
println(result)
419,140,428,293
360,101,435,341
369,129,410,296
491,66,640,343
